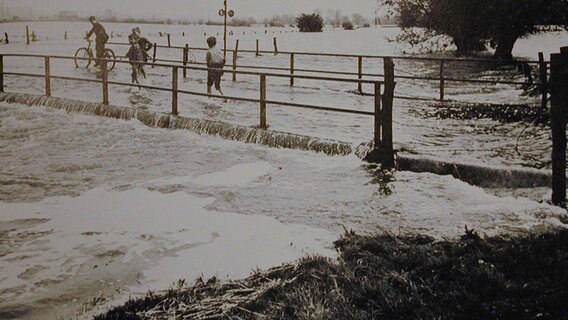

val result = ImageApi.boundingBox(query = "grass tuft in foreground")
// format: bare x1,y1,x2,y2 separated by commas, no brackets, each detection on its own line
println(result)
96,229,568,319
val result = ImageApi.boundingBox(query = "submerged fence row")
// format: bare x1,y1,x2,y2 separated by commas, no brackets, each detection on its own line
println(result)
105,40,550,109
0,53,397,167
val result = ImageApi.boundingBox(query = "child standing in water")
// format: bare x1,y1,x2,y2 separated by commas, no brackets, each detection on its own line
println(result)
206,37,225,96
126,28,145,86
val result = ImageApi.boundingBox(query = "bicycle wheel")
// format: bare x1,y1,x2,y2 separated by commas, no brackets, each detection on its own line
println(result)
74,48,92,69
103,49,116,71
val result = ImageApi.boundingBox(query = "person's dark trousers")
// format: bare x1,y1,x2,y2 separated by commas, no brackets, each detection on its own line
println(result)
95,40,106,66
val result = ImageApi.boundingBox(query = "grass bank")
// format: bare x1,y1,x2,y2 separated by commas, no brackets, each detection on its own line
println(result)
96,229,568,319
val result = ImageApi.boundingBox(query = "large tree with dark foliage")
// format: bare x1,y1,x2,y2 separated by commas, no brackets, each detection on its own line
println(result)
296,13,324,32
381,0,568,59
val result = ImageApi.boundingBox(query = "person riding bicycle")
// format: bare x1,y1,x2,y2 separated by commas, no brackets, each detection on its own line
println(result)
85,16,109,68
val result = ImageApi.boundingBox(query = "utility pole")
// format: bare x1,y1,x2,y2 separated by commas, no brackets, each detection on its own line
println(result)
218,0,235,60
224,0,227,59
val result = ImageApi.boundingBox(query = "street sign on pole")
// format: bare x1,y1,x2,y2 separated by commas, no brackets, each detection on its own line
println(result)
219,0,235,60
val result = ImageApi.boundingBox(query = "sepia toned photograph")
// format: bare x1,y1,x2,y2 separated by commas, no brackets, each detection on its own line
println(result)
1,0,568,319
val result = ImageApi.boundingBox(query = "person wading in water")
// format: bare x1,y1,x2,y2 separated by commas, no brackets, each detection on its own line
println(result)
206,36,225,96
126,29,145,87
130,27,153,64
85,16,109,68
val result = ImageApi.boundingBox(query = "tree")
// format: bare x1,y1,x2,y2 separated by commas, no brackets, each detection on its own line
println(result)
381,0,568,59
342,16,354,30
352,13,368,26
297,13,324,32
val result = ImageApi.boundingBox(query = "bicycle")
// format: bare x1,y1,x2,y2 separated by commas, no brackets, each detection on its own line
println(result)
74,39,116,71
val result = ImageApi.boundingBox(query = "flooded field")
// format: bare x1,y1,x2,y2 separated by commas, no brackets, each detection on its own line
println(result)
1,22,567,168
1,22,568,319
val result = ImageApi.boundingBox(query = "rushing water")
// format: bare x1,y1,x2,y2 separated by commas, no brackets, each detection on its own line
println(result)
1,22,567,169
1,102,566,319
1,23,568,319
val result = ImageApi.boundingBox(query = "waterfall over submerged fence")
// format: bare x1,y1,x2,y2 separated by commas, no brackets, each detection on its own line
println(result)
0,92,552,188
0,92,354,156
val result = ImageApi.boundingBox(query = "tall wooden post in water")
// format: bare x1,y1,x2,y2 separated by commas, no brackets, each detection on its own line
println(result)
183,43,189,79
232,39,239,81
260,74,267,129
374,82,382,149
381,57,395,169
550,47,568,206
223,0,228,59
0,55,4,93
172,67,179,115
44,57,51,97
439,60,445,102
539,52,549,110
290,53,295,86
358,56,363,94
152,43,157,66
102,60,109,105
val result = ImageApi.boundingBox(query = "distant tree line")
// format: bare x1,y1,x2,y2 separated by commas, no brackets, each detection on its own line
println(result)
380,0,568,59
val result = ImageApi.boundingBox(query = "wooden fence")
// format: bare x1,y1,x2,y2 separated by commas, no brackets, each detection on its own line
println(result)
107,41,549,109
0,53,397,167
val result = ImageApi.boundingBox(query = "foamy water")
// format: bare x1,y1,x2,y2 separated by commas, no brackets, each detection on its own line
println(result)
1,22,566,169
1,103,566,318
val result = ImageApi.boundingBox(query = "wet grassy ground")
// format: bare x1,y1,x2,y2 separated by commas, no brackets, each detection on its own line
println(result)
96,228,568,320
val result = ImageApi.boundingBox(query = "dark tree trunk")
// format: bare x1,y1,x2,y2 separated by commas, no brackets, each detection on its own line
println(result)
454,36,486,55
493,35,518,61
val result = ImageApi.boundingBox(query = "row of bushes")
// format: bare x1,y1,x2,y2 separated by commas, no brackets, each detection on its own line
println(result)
297,13,367,32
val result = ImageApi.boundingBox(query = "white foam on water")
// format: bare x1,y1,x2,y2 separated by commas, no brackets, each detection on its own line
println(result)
389,172,568,236
191,161,274,187
0,187,336,315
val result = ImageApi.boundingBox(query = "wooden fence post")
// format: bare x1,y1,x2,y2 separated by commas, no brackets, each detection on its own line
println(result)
0,55,4,93
539,52,548,110
232,50,238,82
273,37,278,55
44,57,51,97
167,34,171,47
358,56,363,94
64,31,67,40
550,47,568,206
439,60,445,102
256,39,260,57
260,74,267,129
381,57,396,168
183,43,189,79
290,53,295,86
26,26,30,45
152,43,157,67
102,60,109,105
232,40,239,82
172,66,178,115
374,81,382,149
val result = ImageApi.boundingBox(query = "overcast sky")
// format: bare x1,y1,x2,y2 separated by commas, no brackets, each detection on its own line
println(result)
3,0,379,20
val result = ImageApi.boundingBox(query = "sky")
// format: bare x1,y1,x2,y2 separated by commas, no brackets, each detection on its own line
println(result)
2,0,379,20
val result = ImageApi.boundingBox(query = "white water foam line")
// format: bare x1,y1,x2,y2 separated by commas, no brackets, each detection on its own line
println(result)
0,92,552,188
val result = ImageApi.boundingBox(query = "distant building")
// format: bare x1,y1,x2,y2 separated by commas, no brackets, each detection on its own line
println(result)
58,10,80,21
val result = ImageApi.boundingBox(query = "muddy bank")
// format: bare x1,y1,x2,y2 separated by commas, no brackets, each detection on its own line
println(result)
96,229,568,320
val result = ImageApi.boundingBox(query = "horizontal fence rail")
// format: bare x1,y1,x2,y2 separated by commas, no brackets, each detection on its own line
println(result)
106,41,550,107
0,52,397,166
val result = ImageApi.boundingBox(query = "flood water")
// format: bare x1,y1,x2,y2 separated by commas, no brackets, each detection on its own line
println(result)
1,22,568,319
